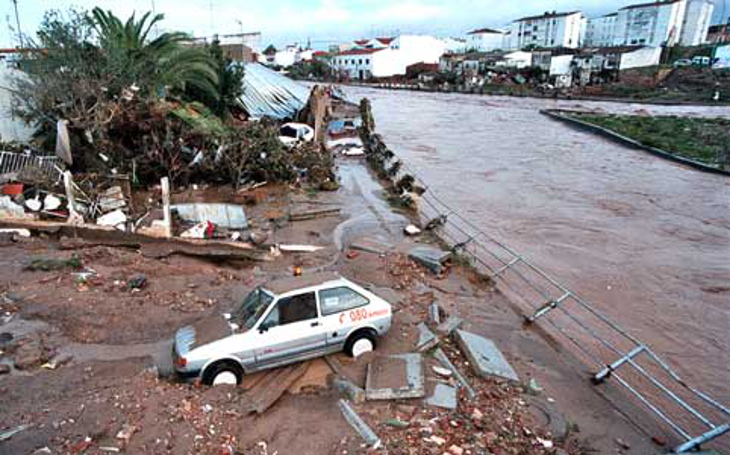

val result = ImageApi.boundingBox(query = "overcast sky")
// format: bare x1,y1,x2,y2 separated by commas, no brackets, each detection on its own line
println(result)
3,0,728,49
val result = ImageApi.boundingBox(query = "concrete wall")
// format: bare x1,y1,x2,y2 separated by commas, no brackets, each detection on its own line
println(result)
619,46,662,69
0,65,33,143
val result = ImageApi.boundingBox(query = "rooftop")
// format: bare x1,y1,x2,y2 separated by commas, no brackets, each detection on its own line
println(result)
620,0,681,10
516,10,581,22
335,48,384,56
467,28,504,35
263,272,345,295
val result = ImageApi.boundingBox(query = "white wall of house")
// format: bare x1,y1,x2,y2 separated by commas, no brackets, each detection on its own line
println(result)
680,0,713,45
466,30,506,51
496,51,532,68
0,64,33,142
444,38,468,53
508,12,585,50
330,51,379,80
585,14,618,47
714,44,730,68
274,48,297,67
549,55,574,75
614,0,687,47
619,46,662,69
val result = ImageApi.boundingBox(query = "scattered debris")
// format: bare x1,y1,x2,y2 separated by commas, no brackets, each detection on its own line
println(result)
243,362,309,414
126,274,148,291
338,399,381,448
432,365,453,378
349,237,393,256
433,348,477,399
277,244,324,253
455,330,519,382
0,228,31,238
180,221,216,239
0,196,32,220
429,302,441,324
96,209,127,231
333,377,366,404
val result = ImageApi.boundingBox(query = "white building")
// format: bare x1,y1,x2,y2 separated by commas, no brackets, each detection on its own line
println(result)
465,28,506,51
506,11,585,50
331,35,447,80
680,0,714,45
613,0,713,47
585,13,618,47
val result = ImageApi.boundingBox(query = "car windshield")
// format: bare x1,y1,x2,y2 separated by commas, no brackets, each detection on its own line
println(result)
232,287,275,329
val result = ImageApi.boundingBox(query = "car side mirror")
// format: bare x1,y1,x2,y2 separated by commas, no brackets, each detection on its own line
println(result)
259,321,271,333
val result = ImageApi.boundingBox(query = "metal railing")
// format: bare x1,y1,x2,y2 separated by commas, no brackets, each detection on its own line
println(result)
380,151,729,453
0,151,62,179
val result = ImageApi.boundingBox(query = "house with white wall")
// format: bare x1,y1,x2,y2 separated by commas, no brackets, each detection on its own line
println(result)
506,11,585,50
680,0,714,45
465,28,506,51
332,35,447,80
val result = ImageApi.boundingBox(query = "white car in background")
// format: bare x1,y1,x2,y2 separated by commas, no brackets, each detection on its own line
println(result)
172,272,393,385
278,122,315,147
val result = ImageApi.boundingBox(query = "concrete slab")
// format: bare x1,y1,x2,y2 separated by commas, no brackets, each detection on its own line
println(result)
365,353,425,400
425,383,458,410
436,316,462,336
455,330,519,382
415,322,439,352
409,246,451,275
338,399,381,448
429,303,441,324
350,237,393,255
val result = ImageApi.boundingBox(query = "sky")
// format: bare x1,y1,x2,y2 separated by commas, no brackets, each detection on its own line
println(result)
2,0,728,50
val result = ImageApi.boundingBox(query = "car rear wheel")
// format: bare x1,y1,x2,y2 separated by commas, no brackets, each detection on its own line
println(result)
345,331,376,358
204,362,243,386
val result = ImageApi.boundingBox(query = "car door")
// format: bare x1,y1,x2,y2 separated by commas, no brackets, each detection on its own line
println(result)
254,291,326,366
317,286,371,349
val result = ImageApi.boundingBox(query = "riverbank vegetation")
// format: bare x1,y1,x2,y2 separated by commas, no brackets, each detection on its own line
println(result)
568,112,730,168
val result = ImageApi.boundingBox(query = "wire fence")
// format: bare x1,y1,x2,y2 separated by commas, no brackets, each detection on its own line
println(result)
358,105,729,453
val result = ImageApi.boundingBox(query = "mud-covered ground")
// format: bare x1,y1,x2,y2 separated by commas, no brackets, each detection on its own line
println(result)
0,159,666,455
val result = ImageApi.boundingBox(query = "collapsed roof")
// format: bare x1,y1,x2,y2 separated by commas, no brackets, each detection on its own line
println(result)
239,63,311,120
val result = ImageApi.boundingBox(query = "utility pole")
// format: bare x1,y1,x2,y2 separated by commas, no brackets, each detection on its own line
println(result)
11,0,22,48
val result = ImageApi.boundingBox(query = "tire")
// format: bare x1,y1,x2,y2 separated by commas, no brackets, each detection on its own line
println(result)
203,361,243,386
345,330,377,358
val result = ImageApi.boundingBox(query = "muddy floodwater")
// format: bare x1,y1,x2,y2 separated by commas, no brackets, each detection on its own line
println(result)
343,86,730,405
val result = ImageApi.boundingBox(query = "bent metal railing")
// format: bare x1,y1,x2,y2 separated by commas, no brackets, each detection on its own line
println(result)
0,151,62,179
408,173,728,453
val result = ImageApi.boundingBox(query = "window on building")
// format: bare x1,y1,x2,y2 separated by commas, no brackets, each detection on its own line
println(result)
366,59,370,64
359,59,362,64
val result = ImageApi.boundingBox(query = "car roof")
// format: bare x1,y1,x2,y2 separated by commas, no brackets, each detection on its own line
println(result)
263,272,348,295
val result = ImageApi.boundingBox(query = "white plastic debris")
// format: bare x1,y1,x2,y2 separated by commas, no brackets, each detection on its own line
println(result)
404,224,422,236
0,196,31,219
96,209,127,231
0,228,31,238
25,196,42,212
43,194,62,211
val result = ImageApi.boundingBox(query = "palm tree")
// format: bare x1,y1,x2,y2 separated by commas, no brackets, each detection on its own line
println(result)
90,8,219,102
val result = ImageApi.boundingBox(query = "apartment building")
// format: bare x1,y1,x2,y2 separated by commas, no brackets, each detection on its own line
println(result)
584,13,618,47
506,11,585,49
613,0,713,47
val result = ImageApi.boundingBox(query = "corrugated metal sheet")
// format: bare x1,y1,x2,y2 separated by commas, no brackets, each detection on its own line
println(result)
240,63,310,120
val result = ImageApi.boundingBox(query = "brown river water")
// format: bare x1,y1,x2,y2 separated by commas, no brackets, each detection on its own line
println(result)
341,86,730,415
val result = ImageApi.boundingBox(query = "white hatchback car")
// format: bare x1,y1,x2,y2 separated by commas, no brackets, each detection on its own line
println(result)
278,122,315,147
173,272,393,385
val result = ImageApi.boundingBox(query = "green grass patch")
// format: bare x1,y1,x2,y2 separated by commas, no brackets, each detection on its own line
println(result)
568,113,730,168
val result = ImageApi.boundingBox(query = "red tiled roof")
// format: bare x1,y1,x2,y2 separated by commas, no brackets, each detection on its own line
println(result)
313,51,328,56
335,48,384,56
376,37,395,45
516,11,581,22
467,28,503,35
354,40,368,45
620,0,681,10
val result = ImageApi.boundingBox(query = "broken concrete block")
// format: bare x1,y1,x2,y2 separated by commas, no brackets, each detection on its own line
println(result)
433,348,476,399
436,316,462,336
338,399,381,448
97,209,127,230
365,353,425,400
426,383,458,410
334,377,365,404
349,237,393,256
429,303,441,325
455,330,519,382
409,246,451,275
415,322,439,352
